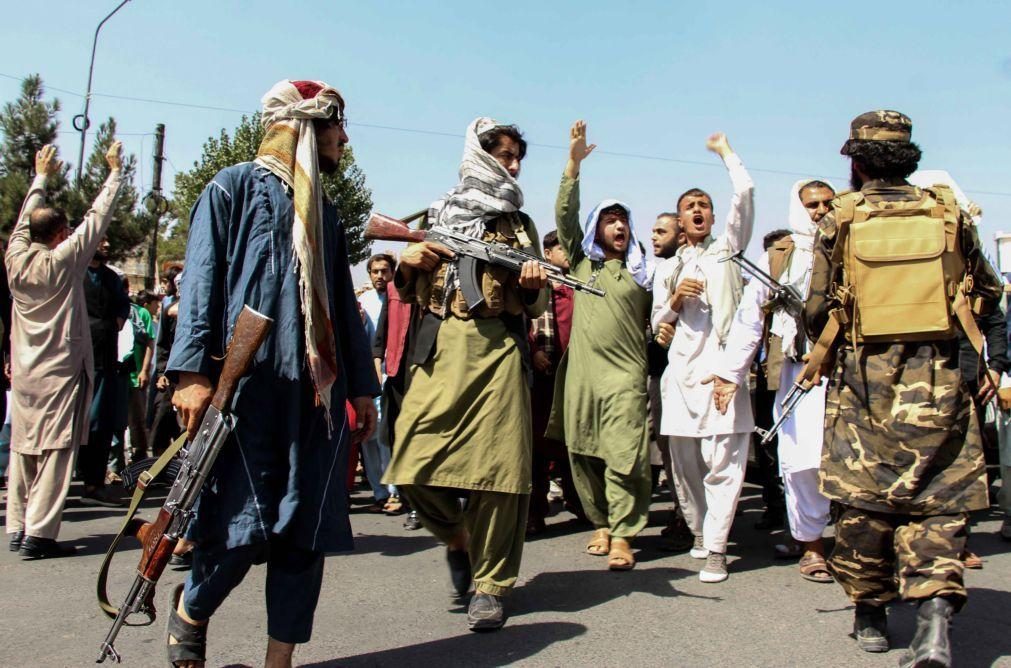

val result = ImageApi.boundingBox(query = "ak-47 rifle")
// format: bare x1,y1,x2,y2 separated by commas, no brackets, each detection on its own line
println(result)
365,212,606,307
754,308,846,446
96,305,273,663
719,250,804,317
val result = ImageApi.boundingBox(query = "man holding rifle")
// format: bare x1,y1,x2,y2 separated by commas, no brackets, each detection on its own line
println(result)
382,117,549,631
166,80,379,668
705,179,837,584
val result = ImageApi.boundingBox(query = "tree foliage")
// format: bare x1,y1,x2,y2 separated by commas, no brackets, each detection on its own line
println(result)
164,112,373,263
0,75,150,262
0,75,71,233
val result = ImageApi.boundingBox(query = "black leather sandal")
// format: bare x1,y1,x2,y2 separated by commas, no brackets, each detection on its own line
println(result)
166,584,207,666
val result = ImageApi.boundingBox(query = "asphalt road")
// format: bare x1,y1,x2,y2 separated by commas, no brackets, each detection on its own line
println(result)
1,480,1009,667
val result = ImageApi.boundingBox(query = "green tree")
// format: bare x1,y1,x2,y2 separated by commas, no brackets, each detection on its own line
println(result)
64,118,153,262
164,112,373,263
0,74,70,233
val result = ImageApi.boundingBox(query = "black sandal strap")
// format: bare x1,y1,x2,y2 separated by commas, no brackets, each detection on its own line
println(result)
167,585,207,665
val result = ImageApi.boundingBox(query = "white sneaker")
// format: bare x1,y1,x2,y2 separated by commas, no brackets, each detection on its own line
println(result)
700,552,728,583
689,535,707,559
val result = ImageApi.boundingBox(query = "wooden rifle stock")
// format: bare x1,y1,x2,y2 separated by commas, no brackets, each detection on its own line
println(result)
211,306,273,411
365,212,427,244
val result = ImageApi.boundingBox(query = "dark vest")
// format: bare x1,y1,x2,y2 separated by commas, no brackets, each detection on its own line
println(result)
84,265,121,371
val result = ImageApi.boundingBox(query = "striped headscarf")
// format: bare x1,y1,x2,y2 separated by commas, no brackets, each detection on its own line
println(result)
253,79,345,426
427,117,525,293
428,117,524,235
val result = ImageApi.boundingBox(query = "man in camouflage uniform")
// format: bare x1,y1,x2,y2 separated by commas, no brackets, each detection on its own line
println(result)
805,110,1006,667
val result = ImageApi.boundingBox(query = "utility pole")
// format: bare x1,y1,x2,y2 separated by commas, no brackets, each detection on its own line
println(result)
144,123,167,289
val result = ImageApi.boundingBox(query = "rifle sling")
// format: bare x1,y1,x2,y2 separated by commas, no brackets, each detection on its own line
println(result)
952,284,998,397
96,431,188,619
795,308,844,389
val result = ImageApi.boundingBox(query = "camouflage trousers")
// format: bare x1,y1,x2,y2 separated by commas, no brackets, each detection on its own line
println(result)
830,506,968,610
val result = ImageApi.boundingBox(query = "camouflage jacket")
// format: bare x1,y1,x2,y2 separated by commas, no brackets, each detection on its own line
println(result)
804,179,1002,515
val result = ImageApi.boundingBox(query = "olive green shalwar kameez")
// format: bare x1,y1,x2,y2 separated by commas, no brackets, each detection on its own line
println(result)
383,213,546,597
546,175,652,539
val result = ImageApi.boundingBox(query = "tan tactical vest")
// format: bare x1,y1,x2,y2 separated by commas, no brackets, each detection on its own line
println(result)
416,212,531,320
832,184,966,343
761,235,797,389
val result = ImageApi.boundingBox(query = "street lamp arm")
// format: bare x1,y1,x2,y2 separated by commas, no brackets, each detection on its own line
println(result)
75,0,131,186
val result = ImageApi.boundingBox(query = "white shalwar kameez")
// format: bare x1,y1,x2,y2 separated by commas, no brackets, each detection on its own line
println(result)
652,153,754,555
714,179,834,544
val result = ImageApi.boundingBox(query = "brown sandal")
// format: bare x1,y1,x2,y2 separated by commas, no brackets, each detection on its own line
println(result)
608,537,635,571
585,528,610,556
798,552,833,583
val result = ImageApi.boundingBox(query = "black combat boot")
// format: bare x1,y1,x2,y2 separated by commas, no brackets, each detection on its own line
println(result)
900,597,954,668
853,602,888,652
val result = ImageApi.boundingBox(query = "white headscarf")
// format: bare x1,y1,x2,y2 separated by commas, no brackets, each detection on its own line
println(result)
580,199,653,289
908,170,979,224
770,178,835,356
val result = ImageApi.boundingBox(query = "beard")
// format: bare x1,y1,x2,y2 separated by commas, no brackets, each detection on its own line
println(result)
318,155,340,175
318,146,345,175
849,164,864,191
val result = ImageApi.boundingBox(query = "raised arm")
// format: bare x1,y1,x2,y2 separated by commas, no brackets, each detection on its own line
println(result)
708,133,754,253
5,145,62,268
555,120,597,265
53,142,123,272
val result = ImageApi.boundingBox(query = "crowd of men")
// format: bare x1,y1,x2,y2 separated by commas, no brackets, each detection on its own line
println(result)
1,78,1009,668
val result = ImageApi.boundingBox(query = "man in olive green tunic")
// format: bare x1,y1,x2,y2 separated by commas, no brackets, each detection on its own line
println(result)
806,110,1005,666
547,121,653,570
383,117,548,631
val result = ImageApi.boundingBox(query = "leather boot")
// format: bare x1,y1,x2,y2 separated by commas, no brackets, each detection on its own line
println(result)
853,602,888,652
900,597,954,668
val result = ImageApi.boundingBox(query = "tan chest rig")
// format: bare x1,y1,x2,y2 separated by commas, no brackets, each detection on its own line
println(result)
761,235,802,390
416,213,531,320
832,185,971,344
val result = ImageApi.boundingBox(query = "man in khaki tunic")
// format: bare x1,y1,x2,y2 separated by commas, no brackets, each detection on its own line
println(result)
5,142,123,559
383,118,547,631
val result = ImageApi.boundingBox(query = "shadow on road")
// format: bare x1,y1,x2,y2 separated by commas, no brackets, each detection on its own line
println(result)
347,532,439,557
298,621,587,667
511,566,718,616
954,587,1011,667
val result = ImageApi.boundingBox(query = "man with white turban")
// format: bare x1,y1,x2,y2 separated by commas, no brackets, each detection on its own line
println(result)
383,117,548,631
167,80,379,668
707,179,837,584
545,120,654,571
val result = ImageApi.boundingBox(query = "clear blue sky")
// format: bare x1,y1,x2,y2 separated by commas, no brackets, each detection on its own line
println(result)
3,1,1011,283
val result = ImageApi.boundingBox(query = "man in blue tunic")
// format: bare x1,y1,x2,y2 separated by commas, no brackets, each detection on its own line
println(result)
166,79,379,668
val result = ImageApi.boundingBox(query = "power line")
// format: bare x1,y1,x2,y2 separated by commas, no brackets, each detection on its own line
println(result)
3,71,1010,198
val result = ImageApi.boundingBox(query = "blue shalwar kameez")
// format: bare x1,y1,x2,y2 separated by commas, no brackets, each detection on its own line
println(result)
167,163,379,642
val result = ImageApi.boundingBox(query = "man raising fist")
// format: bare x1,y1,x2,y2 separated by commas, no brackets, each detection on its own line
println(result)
6,140,124,559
